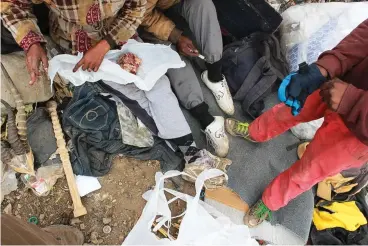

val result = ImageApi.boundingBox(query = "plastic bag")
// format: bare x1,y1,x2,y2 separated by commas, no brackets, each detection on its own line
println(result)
8,150,35,175
48,39,185,91
123,169,258,245
280,3,368,72
1,168,18,202
21,164,64,196
291,118,324,140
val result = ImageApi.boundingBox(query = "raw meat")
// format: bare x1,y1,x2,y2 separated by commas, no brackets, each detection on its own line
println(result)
117,53,142,75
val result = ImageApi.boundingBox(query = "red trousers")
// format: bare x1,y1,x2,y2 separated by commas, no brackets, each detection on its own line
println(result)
249,91,368,211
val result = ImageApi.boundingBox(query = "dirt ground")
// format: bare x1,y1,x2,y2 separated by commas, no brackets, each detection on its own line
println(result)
1,156,191,245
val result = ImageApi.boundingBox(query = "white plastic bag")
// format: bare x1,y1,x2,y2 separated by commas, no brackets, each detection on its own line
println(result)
48,39,185,91
291,118,324,140
123,169,258,245
280,2,368,72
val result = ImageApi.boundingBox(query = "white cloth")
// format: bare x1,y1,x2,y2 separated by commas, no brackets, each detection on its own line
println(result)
48,39,185,91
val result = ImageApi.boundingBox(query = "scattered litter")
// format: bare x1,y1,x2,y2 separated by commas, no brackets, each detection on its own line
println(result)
75,175,101,197
103,217,112,225
3,203,12,214
80,223,86,230
90,232,99,244
39,214,45,221
103,225,112,234
21,164,64,196
28,216,39,225
70,218,82,225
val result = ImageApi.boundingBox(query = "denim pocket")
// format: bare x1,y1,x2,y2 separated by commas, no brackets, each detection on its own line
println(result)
68,97,112,131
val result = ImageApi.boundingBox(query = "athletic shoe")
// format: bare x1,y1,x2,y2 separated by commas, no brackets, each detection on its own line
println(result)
201,70,235,115
205,116,229,157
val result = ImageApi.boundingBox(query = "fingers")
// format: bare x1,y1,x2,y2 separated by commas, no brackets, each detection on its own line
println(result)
183,46,198,57
27,57,41,85
41,53,49,72
29,72,37,85
94,59,103,72
73,58,84,73
187,43,198,54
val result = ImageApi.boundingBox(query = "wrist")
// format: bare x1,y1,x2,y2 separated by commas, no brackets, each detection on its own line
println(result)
169,28,183,44
99,39,111,53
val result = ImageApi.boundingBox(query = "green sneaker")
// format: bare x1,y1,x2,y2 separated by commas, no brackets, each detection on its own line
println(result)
244,200,272,228
225,118,255,141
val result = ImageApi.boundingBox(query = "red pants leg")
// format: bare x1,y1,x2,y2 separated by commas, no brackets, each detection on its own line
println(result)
249,90,327,142
262,110,368,211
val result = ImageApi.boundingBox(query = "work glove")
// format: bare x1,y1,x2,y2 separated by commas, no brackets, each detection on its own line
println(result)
287,63,327,108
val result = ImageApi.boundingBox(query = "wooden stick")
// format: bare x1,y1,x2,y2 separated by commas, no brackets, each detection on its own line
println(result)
46,100,87,217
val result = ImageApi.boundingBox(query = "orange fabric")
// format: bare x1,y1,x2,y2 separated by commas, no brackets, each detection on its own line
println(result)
249,91,368,211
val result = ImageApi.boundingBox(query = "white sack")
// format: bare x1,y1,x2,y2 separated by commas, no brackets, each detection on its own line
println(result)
48,39,185,91
123,169,258,245
280,2,368,72
291,118,324,140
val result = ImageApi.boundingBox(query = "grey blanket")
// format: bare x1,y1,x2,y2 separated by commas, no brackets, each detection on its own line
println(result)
183,75,313,243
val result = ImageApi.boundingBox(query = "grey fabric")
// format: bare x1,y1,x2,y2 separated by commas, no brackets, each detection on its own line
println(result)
167,54,205,109
27,107,61,169
171,0,223,63
185,72,313,243
116,101,154,148
104,76,191,140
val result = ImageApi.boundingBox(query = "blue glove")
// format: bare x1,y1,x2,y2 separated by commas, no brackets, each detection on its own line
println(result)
287,63,327,107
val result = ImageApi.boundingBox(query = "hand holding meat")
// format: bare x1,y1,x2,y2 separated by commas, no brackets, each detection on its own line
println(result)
26,43,48,85
73,40,110,73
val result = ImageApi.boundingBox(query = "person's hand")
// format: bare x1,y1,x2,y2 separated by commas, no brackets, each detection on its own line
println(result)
320,78,349,111
177,35,198,57
73,40,110,73
26,43,48,85
287,63,328,107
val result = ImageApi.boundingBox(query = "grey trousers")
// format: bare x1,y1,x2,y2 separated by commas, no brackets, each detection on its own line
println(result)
172,0,223,64
104,76,191,140
167,0,223,109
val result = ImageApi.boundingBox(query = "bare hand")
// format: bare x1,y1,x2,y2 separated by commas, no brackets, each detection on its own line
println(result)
26,43,48,85
177,36,198,57
320,78,349,111
73,40,110,73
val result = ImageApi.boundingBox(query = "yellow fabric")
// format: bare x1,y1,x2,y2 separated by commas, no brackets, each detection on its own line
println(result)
313,201,367,232
142,0,180,41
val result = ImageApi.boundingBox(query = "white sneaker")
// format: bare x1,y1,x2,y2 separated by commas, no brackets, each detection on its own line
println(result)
205,116,229,157
201,71,235,115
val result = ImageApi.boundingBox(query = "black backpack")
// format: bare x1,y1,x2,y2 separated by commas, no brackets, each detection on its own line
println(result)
221,32,289,118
